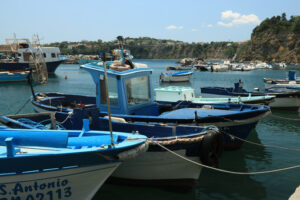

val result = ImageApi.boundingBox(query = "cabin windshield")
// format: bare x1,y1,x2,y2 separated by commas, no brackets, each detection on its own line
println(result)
125,76,150,106
100,76,119,106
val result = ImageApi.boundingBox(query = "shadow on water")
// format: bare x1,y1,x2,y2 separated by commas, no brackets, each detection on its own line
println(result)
195,130,270,200
94,183,195,200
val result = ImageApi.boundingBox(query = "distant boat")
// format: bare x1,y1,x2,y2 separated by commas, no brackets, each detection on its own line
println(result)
272,62,287,70
0,38,64,73
166,65,193,71
264,70,300,84
154,86,275,105
211,64,228,72
160,70,193,82
201,80,300,110
0,70,29,83
0,123,147,200
255,62,272,69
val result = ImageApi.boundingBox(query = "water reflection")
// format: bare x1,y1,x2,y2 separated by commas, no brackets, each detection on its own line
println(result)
195,130,270,200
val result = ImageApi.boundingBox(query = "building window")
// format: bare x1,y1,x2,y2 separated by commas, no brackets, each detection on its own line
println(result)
51,53,56,58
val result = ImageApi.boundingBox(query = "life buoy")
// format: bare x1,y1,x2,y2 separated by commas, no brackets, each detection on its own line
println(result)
199,130,224,167
109,63,131,71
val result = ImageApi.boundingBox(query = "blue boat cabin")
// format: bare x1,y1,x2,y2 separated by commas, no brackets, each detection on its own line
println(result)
82,65,160,116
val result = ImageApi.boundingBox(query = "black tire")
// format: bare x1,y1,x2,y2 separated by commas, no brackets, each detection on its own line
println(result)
199,130,224,167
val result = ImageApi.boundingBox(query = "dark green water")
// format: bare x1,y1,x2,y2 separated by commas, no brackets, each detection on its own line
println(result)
1,60,300,200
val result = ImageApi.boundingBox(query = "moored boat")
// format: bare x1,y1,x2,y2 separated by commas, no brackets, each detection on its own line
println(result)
160,71,193,82
0,110,223,189
154,86,275,105
0,124,147,200
0,37,64,73
29,65,271,150
201,80,300,110
0,70,29,83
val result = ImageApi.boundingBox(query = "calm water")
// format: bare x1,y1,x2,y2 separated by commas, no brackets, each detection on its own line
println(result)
1,60,300,200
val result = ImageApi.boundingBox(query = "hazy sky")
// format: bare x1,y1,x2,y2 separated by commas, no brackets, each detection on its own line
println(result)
0,0,299,44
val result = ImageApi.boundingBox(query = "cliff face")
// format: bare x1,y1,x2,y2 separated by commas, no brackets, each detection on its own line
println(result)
236,14,300,64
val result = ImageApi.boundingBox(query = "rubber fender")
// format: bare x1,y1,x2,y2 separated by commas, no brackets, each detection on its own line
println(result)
199,130,224,167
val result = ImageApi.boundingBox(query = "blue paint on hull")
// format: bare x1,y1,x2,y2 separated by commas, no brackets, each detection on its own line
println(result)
0,60,63,73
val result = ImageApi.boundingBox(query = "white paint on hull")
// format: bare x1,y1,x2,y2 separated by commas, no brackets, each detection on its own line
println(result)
0,163,120,200
113,150,202,180
270,97,300,108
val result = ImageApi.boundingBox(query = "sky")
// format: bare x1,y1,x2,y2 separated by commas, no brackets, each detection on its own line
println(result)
0,0,299,44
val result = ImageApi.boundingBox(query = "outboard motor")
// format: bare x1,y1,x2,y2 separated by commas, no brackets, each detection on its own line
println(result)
234,80,244,93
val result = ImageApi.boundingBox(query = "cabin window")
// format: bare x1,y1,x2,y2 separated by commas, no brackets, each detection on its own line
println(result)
51,53,56,58
18,53,21,57
43,53,46,58
100,76,119,106
125,76,150,106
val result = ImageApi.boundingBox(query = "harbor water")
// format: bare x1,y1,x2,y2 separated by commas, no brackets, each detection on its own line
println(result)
1,60,300,200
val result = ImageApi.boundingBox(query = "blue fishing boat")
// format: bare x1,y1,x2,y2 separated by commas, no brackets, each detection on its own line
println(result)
264,70,300,84
0,71,29,83
0,110,222,189
0,122,147,200
160,70,193,82
201,80,300,110
30,64,270,150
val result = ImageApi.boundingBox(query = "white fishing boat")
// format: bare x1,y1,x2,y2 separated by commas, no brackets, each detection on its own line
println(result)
160,70,193,82
255,62,272,69
0,37,64,73
272,62,287,70
211,64,228,72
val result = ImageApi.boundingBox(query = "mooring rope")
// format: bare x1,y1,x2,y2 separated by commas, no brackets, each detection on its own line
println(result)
224,132,300,151
15,98,31,114
152,140,300,175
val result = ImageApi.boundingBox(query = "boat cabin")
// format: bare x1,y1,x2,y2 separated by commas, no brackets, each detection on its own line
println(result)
82,64,155,115
155,86,195,101
0,38,61,63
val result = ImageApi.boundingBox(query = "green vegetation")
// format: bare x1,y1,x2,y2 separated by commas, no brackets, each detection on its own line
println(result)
46,13,300,63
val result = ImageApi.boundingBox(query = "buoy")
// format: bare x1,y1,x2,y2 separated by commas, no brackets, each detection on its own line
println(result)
65,75,68,80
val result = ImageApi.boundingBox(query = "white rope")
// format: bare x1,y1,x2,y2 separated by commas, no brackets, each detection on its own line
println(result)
152,140,300,175
225,132,300,151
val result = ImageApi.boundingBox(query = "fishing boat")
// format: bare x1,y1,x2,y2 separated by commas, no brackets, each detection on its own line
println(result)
159,70,193,82
0,110,223,189
201,80,300,110
272,62,287,70
0,70,29,83
0,123,147,200
154,86,275,105
211,64,229,72
29,64,271,150
166,65,193,71
263,70,300,84
0,37,64,73
255,62,272,69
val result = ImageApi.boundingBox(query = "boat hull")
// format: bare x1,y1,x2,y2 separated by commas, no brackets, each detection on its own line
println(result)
111,149,202,189
160,74,192,82
0,60,63,73
0,72,28,83
0,163,120,200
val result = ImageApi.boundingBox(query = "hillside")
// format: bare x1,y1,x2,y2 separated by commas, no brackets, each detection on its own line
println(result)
46,13,300,63
236,14,300,63
46,37,237,60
